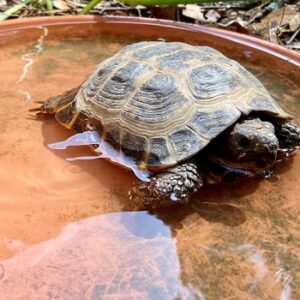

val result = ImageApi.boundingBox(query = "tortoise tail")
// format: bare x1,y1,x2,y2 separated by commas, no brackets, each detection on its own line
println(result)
30,86,80,116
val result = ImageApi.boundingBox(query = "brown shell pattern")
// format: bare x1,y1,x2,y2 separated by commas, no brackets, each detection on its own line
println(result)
74,42,290,170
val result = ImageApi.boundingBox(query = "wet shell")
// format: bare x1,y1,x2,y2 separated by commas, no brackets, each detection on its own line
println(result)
59,42,291,170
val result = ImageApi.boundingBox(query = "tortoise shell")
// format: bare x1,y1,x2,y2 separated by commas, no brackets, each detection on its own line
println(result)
58,42,290,170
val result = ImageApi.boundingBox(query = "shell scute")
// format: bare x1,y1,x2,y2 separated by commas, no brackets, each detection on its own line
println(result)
148,137,176,167
121,74,188,126
169,128,209,162
158,50,198,69
188,107,241,140
94,62,152,109
121,130,148,164
189,64,242,100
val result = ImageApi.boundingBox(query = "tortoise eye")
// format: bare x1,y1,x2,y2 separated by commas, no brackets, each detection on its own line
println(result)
238,136,251,148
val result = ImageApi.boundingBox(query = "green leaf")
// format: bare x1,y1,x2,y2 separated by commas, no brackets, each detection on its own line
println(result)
79,0,102,15
44,0,54,14
0,0,32,21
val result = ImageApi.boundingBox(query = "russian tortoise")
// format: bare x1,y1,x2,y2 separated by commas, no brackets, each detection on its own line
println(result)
34,41,300,209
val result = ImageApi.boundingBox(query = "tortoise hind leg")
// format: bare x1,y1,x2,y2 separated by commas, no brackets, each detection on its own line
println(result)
33,86,80,115
31,86,86,131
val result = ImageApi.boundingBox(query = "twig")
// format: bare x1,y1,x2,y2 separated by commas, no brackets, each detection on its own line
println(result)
286,26,300,45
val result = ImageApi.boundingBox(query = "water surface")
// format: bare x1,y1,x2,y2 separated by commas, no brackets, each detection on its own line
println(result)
0,25,300,299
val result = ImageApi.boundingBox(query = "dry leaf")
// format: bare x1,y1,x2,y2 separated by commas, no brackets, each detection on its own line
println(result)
182,5,205,22
53,0,70,11
289,13,300,31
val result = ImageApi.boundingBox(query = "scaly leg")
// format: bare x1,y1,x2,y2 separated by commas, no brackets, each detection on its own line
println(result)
129,161,203,209
275,121,300,151
30,87,80,115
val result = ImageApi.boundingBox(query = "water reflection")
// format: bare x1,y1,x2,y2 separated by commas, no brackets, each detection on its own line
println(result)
17,26,48,101
0,212,195,299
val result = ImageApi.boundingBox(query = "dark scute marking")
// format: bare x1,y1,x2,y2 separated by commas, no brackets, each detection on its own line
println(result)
55,101,76,127
158,50,197,69
110,61,141,83
189,107,240,140
141,74,174,98
86,57,122,97
72,111,89,133
190,64,241,99
170,128,208,161
95,62,151,106
121,131,147,163
104,124,121,150
148,137,174,167
96,58,119,79
133,42,185,60
111,61,149,85
122,74,188,125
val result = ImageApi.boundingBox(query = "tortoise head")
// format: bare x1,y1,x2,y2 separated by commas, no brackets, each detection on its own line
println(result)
216,118,279,173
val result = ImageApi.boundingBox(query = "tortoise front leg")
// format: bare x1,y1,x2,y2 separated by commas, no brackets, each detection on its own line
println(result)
275,121,300,151
129,161,203,210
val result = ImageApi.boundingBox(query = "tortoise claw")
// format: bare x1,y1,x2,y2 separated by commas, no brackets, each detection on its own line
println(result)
29,107,42,112
28,104,50,119
28,100,47,116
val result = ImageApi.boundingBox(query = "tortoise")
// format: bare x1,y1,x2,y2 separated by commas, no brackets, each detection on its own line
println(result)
33,41,300,209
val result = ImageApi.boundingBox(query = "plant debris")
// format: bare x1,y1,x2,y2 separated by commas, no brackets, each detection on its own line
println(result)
246,4,299,49
0,0,299,51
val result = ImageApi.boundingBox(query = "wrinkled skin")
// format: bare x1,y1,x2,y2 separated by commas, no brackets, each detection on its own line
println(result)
214,118,279,171
129,118,300,209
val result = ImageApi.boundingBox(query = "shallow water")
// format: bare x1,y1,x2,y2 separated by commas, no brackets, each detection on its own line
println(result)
0,25,300,299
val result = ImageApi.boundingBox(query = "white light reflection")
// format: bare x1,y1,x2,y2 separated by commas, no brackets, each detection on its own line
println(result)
48,130,151,182
17,26,48,101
